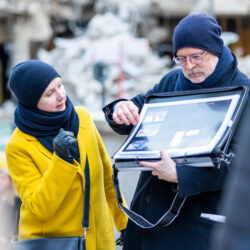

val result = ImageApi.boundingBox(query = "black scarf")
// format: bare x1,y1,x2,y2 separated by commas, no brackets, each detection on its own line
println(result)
174,46,235,91
14,97,80,161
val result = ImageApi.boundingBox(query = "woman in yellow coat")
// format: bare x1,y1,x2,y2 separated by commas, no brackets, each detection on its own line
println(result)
6,60,127,250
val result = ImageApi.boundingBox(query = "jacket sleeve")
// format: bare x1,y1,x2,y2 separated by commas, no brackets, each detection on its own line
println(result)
93,124,128,231
176,162,230,197
6,134,80,220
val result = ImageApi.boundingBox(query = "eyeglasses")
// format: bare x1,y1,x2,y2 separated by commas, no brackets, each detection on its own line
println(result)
173,51,207,66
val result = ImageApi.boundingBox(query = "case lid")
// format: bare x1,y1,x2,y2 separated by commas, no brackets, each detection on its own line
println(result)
113,86,248,170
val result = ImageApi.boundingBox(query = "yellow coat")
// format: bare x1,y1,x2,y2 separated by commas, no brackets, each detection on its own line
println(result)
6,106,127,250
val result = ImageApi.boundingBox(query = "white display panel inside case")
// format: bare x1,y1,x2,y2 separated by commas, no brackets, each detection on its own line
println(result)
113,94,240,161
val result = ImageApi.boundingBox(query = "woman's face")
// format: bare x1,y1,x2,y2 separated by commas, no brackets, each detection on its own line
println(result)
37,77,66,112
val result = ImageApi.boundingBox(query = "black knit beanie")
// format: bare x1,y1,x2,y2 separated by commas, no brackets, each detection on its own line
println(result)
9,60,60,108
173,14,224,57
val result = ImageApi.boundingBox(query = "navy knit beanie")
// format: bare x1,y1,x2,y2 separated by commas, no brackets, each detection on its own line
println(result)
9,60,60,108
173,14,224,57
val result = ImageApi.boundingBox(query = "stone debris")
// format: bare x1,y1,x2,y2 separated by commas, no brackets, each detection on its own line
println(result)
37,12,171,111
1,1,250,122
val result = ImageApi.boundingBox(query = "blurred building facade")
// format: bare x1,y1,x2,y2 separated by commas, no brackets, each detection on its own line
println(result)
0,0,250,106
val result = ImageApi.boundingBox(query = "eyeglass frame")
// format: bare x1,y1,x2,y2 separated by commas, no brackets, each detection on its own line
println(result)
173,50,208,66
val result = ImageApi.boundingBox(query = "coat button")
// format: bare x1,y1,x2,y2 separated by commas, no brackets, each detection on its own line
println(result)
145,195,150,203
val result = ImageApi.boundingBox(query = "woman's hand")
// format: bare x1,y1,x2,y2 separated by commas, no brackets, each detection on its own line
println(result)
116,229,125,246
53,128,78,161
140,150,178,183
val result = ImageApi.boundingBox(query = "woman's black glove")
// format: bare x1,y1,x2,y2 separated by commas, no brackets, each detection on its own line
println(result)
116,229,125,246
53,128,78,163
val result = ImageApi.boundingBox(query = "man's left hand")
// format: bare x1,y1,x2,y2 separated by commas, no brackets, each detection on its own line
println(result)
140,150,178,183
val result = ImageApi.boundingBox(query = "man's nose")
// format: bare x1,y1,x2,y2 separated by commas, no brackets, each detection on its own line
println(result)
184,59,196,70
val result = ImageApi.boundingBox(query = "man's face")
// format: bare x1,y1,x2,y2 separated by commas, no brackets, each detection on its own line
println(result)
176,47,219,84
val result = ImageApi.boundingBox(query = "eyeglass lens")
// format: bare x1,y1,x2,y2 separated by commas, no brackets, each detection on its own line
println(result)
174,51,207,66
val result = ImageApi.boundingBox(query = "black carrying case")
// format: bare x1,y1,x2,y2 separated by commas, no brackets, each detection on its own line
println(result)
113,85,249,171
112,85,248,229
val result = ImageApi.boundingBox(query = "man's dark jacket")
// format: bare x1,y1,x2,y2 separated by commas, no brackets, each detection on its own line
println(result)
103,58,250,250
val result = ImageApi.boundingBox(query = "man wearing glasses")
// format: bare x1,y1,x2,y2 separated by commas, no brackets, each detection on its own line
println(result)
103,14,250,250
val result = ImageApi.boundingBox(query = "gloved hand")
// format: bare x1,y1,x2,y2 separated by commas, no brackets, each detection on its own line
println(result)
116,229,125,246
53,128,78,163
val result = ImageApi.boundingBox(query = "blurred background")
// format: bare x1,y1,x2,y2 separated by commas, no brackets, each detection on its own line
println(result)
0,0,250,249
